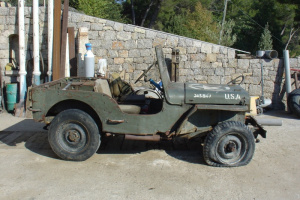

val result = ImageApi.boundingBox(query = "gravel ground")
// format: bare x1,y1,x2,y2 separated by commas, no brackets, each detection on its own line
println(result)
0,111,299,200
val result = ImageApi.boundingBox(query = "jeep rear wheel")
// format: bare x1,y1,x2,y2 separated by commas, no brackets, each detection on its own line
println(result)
48,109,101,161
288,89,300,117
203,121,255,167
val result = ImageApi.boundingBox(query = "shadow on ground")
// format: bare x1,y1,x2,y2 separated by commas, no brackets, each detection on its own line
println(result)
99,135,205,165
259,110,300,120
0,119,206,165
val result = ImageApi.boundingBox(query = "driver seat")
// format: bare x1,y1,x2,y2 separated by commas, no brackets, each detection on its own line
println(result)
94,79,141,114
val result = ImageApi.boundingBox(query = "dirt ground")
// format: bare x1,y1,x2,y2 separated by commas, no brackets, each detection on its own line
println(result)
0,111,299,200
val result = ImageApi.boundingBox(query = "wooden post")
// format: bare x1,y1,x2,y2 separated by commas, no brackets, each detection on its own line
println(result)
52,0,61,80
171,49,176,82
68,27,76,76
60,0,69,78
171,49,180,82
175,49,180,82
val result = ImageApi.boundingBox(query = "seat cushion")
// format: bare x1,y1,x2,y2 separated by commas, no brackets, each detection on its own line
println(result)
94,79,112,97
119,105,141,114
95,79,140,114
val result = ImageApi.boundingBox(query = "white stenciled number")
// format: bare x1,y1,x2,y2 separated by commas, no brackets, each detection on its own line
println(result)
194,94,212,98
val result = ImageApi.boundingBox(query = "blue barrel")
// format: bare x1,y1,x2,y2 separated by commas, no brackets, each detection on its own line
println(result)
6,83,17,112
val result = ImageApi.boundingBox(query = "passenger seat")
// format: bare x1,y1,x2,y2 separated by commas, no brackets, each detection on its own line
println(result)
94,79,141,114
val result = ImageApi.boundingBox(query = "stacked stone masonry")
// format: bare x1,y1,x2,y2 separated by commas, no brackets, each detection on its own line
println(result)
0,7,299,110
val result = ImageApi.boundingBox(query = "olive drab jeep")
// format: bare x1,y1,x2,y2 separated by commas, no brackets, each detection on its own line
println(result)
28,45,266,167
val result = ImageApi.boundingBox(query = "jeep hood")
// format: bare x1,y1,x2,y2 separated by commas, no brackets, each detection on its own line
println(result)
185,83,250,105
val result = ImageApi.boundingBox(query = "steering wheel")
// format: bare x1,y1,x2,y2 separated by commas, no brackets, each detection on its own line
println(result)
134,62,156,83
227,75,245,85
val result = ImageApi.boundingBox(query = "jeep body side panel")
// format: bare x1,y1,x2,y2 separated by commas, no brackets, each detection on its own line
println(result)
31,87,192,135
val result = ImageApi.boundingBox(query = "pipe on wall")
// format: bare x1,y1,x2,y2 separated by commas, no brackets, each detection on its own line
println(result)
18,0,26,102
283,50,292,96
33,0,41,85
65,33,70,77
47,0,54,82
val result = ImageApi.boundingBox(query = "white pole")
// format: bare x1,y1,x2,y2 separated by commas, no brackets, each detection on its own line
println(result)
48,0,54,81
65,33,70,77
33,0,41,85
18,0,27,102
283,50,292,95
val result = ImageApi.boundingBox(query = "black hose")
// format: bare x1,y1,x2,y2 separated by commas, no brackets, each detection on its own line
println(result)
0,66,7,112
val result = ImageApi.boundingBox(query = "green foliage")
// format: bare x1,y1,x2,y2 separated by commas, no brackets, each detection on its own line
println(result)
184,2,218,43
218,19,237,47
74,0,125,22
164,14,188,36
122,0,158,26
258,24,273,50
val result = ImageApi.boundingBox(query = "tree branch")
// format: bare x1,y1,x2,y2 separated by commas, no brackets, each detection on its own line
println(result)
281,23,286,36
131,0,135,25
285,27,299,50
149,0,163,29
141,0,155,27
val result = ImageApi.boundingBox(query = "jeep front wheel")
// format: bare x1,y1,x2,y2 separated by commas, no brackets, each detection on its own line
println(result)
203,121,255,167
48,109,101,161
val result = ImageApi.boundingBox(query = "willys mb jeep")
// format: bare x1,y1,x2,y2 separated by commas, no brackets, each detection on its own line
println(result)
28,46,266,167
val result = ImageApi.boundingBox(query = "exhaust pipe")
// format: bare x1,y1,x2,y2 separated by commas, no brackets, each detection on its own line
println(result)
125,135,161,142
255,118,283,126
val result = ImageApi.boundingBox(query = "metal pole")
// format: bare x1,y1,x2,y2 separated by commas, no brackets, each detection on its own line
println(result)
48,0,54,82
283,50,292,95
218,0,228,45
33,0,41,85
260,60,265,104
18,0,26,101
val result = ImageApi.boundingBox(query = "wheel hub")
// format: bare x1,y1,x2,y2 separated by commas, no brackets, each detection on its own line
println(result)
67,130,80,143
216,134,244,164
225,142,236,153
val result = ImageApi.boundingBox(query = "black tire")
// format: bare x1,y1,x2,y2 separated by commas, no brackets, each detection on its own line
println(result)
288,89,300,117
203,121,255,167
48,109,101,161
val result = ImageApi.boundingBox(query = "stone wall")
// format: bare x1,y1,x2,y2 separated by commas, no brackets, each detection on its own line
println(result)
0,7,299,110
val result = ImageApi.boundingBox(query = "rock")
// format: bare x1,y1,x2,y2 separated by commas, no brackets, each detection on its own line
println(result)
117,32,131,41
206,54,217,63
201,43,212,54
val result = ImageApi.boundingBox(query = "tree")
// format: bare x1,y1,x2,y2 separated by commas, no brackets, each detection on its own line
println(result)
184,2,219,43
258,24,273,50
218,19,237,47
277,0,300,56
71,0,125,22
